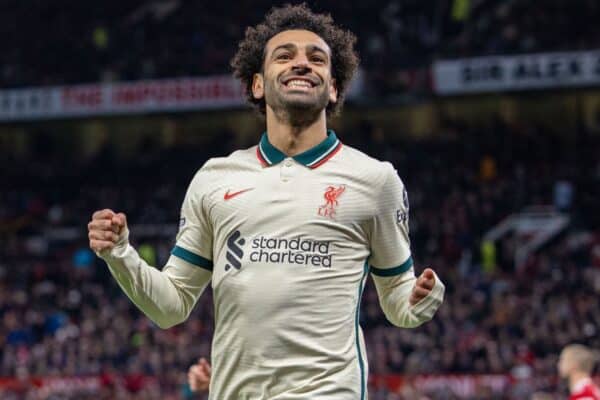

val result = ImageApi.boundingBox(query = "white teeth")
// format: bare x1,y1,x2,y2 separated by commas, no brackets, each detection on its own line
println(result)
286,79,312,88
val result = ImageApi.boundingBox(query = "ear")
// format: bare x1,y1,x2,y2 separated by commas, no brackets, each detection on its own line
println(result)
328,78,338,104
252,73,265,100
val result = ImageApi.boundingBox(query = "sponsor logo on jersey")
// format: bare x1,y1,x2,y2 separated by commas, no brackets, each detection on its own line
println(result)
224,231,333,270
396,209,408,224
397,187,409,226
225,230,245,271
249,236,332,268
318,185,346,219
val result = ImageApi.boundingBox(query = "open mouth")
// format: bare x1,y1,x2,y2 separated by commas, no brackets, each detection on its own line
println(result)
282,77,317,90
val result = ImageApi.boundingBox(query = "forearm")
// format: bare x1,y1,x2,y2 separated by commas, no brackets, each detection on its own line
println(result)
100,241,211,329
372,268,444,328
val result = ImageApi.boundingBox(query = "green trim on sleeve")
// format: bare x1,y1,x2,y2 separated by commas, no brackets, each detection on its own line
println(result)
370,256,413,277
171,246,213,271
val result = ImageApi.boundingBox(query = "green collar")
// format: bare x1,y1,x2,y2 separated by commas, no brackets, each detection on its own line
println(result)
257,130,342,169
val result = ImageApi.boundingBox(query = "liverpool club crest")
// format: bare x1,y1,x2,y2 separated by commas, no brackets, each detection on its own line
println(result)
318,185,346,219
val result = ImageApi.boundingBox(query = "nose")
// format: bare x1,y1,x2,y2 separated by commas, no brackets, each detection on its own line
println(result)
292,52,310,70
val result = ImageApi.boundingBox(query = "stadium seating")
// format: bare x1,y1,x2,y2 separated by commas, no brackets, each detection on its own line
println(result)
1,0,598,88
1,117,598,398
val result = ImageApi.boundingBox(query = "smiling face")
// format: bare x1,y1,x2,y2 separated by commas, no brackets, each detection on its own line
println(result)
252,30,338,119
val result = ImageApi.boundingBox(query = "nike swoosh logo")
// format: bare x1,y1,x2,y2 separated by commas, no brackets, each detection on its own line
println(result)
224,188,254,200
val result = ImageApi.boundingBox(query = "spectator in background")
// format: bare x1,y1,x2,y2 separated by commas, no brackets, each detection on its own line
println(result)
530,392,555,400
187,358,211,393
553,178,574,212
557,344,600,400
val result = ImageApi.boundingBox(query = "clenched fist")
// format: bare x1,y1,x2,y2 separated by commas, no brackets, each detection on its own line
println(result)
409,268,436,306
188,357,211,392
88,209,128,254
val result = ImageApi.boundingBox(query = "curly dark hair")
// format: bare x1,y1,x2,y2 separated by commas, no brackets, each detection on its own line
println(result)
231,3,359,116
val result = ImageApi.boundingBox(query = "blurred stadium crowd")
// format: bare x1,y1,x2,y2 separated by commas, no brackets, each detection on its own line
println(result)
1,117,598,399
1,0,600,398
1,0,599,89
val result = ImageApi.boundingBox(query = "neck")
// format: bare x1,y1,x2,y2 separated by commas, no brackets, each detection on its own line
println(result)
265,106,328,157
569,372,590,393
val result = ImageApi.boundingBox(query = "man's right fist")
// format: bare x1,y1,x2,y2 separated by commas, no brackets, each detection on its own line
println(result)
88,209,128,253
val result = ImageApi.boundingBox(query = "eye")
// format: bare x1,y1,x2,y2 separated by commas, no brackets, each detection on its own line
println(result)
276,53,291,61
311,56,325,64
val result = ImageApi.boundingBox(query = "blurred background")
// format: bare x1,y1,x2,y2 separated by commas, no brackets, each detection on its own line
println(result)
0,0,599,399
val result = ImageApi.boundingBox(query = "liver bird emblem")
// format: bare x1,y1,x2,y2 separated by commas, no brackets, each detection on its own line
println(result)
318,185,346,219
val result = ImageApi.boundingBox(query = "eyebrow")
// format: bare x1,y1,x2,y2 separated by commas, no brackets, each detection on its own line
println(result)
270,43,329,58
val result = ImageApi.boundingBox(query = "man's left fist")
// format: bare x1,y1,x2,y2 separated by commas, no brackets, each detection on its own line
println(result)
409,268,436,306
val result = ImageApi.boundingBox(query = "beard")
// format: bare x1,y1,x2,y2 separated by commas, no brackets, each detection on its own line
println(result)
263,74,331,127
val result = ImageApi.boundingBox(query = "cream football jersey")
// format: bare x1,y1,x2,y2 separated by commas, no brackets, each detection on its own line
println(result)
172,131,413,399
101,130,444,400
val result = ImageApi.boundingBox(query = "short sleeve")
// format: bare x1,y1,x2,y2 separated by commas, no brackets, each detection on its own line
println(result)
368,163,413,276
171,169,213,271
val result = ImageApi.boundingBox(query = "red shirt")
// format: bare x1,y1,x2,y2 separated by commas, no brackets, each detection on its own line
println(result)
570,378,600,400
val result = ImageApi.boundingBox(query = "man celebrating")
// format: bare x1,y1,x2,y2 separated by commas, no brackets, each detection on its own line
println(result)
88,4,444,399
558,344,600,400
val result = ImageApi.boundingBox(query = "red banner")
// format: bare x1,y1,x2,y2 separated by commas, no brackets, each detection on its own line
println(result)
2,373,595,397
0,76,246,121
